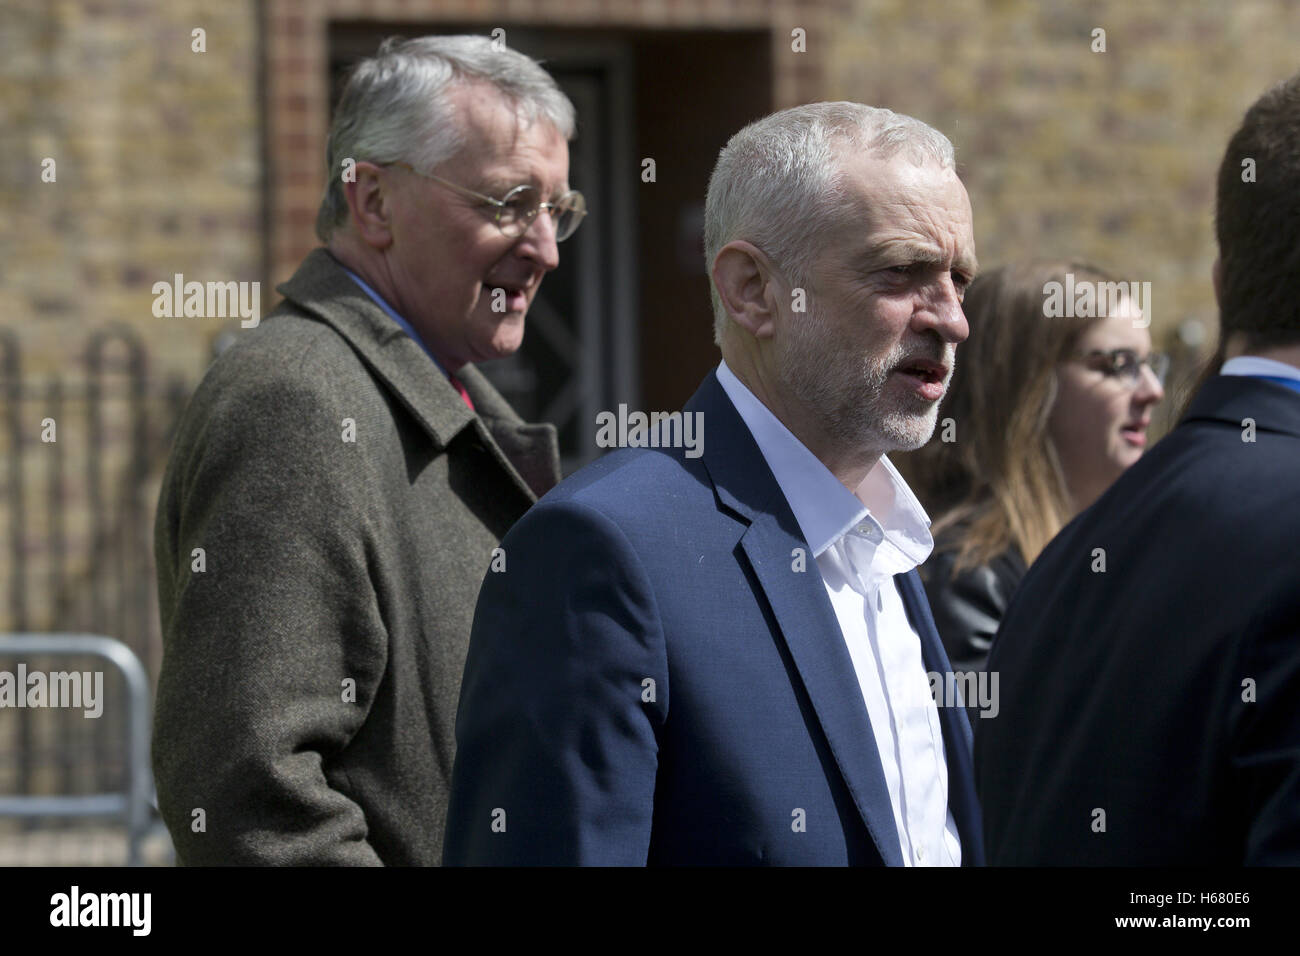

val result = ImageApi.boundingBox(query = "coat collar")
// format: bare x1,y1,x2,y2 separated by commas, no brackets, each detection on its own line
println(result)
274,248,560,500
1183,373,1300,439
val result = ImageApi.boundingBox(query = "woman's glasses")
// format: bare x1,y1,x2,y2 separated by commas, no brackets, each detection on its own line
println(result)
1072,348,1170,387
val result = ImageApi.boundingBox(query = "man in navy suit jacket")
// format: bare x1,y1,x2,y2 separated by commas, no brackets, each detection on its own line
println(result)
977,72,1300,865
444,102,984,865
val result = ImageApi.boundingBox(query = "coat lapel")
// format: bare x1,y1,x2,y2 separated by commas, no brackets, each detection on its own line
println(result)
690,370,903,865
458,364,561,500
273,249,560,503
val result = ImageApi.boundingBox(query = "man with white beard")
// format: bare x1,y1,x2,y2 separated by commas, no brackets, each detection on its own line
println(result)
444,102,982,866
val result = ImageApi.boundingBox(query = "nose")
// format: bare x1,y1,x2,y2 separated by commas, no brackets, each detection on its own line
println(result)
1134,363,1165,405
910,276,969,345
516,207,561,271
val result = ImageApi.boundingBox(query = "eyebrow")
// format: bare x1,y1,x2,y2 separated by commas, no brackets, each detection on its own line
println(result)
863,242,978,275
478,176,570,199
1083,346,1149,357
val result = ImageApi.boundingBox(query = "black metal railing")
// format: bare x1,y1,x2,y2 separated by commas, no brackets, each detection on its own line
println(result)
0,325,187,808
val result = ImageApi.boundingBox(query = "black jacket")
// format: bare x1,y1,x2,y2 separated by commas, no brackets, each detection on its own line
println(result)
921,530,1026,674
976,375,1300,865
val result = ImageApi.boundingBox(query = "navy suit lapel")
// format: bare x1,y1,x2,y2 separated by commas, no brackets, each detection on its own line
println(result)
739,518,904,866
689,370,903,866
897,569,986,866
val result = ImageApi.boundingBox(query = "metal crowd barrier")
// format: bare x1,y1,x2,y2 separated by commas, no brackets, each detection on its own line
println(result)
0,633,154,865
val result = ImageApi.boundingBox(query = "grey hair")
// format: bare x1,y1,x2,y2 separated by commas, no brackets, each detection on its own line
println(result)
316,35,577,241
704,102,956,344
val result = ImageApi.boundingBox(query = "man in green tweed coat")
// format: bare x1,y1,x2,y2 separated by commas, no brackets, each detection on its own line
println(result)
152,36,580,865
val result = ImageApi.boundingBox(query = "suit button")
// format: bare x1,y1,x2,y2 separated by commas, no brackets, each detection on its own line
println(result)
915,846,925,862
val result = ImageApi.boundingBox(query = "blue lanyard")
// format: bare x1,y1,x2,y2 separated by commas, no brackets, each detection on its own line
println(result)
1253,375,1300,395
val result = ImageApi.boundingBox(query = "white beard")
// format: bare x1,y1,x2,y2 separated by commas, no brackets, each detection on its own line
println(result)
775,298,951,455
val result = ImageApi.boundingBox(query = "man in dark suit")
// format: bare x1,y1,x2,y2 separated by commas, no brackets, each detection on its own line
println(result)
444,103,984,865
152,36,581,864
977,73,1300,865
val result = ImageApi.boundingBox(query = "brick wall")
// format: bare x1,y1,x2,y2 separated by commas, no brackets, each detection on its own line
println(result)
1,0,260,385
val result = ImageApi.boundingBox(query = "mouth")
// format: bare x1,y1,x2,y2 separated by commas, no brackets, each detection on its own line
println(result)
1120,419,1150,447
892,357,950,402
482,281,532,314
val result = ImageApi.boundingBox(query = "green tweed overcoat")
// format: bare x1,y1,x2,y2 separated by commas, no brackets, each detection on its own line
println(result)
152,248,560,865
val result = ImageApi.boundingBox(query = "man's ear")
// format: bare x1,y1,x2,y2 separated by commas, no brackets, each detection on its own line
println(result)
343,162,395,250
712,240,782,339
1211,255,1222,307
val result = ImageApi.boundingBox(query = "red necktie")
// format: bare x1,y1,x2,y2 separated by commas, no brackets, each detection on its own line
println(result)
448,374,474,411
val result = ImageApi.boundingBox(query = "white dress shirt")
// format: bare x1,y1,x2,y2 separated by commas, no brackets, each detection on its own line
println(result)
716,361,962,866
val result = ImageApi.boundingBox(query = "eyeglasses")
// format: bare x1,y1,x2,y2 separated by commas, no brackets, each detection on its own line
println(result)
1072,348,1170,387
385,161,587,241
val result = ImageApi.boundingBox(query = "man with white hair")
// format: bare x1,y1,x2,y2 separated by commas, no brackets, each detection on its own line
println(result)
444,102,984,865
153,36,582,865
